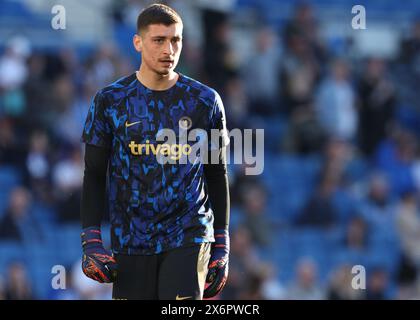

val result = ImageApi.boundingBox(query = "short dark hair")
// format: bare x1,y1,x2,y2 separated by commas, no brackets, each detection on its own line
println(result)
136,3,182,34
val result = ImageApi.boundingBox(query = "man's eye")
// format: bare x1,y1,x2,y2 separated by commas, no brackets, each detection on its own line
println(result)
154,39,164,44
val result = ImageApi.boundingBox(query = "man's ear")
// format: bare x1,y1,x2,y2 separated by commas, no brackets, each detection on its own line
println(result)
133,34,142,53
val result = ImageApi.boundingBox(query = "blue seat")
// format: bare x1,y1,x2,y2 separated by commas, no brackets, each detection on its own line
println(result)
271,228,332,283
0,166,22,217
0,0,33,19
29,258,59,299
53,224,83,267
0,166,20,186
32,203,57,226
230,207,245,230
0,241,25,272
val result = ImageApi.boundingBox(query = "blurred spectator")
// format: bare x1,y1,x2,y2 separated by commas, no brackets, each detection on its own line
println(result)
43,49,72,82
4,262,35,300
203,11,237,94
315,59,357,141
0,187,42,242
54,82,96,145
282,104,326,155
399,19,420,73
0,276,5,300
395,191,420,289
322,138,366,188
295,168,340,228
0,118,26,167
0,37,31,120
358,173,398,242
52,146,84,222
229,164,263,207
374,127,417,196
327,264,364,300
408,277,420,300
396,191,420,265
58,47,84,83
280,2,328,115
245,26,282,116
283,3,327,66
48,74,75,119
280,35,319,114
24,130,53,204
115,0,153,27
236,269,265,300
259,263,286,300
241,183,273,247
23,53,49,129
52,146,83,192
0,36,30,91
286,257,325,299
84,44,119,89
365,267,390,300
357,58,396,156
343,216,369,252
223,74,249,129
222,225,262,299
300,138,363,225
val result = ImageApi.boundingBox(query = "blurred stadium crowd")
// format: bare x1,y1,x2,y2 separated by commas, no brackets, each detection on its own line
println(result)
2,0,420,299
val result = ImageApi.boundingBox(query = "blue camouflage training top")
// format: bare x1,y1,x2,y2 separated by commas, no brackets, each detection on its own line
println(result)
81,73,229,255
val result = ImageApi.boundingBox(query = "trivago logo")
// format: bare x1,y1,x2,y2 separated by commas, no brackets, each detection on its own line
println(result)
126,128,265,175
128,140,192,160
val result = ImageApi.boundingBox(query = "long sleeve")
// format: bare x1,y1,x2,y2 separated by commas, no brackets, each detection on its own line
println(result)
80,144,110,228
203,147,230,230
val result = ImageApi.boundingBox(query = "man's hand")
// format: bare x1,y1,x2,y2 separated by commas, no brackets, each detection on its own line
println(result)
81,226,118,283
204,229,229,299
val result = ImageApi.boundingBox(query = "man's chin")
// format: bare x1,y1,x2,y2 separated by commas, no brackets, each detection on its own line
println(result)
156,68,174,76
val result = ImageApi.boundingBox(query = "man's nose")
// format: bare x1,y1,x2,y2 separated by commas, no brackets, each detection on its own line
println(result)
163,40,174,55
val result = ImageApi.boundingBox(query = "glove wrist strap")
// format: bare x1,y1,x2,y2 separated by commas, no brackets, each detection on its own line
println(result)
81,226,103,249
213,229,230,251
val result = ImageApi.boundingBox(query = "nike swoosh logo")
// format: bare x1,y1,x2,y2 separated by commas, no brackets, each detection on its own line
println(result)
125,120,141,128
175,294,192,300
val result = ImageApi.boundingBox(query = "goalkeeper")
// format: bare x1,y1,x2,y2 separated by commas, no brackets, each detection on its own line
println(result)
80,3,230,300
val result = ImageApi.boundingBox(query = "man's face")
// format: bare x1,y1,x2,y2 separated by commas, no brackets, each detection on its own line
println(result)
134,23,183,76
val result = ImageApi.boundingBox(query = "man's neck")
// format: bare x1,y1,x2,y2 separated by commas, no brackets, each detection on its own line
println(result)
136,65,178,91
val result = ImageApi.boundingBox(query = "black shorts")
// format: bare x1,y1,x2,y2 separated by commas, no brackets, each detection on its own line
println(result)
112,242,211,300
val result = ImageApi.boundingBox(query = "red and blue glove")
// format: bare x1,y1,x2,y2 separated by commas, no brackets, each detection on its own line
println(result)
204,229,230,299
81,226,118,283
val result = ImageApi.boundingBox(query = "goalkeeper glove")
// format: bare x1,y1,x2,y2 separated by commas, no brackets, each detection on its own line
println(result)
81,226,117,283
204,229,229,299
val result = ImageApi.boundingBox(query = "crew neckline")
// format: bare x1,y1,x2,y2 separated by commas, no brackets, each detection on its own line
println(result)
135,71,182,93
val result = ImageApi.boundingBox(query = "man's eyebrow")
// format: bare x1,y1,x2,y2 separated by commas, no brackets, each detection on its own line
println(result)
151,35,182,39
